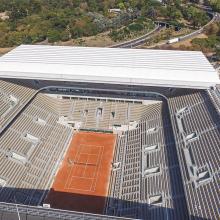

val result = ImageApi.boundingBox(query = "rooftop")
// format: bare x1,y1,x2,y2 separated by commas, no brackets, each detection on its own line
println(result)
0,45,218,89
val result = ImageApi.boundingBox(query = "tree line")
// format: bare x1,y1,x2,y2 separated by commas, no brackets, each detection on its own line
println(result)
0,0,212,47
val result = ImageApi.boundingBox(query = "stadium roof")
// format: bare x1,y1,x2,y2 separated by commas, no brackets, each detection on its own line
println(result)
0,44,219,89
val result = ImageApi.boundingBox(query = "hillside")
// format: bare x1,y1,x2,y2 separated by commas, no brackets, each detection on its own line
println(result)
0,0,212,47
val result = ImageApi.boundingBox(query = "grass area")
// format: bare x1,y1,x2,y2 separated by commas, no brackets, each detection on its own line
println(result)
60,31,114,47
108,19,155,42
0,20,156,49
172,33,208,48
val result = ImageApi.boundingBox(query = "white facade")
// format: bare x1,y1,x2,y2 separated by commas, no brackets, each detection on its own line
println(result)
0,45,218,89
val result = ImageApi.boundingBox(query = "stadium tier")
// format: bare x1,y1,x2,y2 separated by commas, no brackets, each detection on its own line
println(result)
0,45,219,220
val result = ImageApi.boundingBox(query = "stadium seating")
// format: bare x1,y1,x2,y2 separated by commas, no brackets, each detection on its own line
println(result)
168,90,220,220
207,88,220,111
0,93,72,205
106,102,188,220
0,79,38,133
45,97,147,130
0,78,219,220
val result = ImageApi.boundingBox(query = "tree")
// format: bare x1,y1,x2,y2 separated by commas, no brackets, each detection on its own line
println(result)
185,6,209,28
10,5,28,20
29,0,42,14
209,0,220,12
0,22,9,38
216,47,220,59
204,23,220,35
118,2,125,10
60,30,70,41
167,6,183,20
70,16,98,38
47,29,61,43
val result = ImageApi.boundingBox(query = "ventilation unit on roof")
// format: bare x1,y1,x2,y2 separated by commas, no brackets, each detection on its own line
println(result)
35,117,46,126
96,107,103,118
195,168,212,187
23,133,39,144
112,162,121,171
0,178,6,188
9,95,18,105
149,194,163,205
197,171,211,183
10,152,27,164
177,106,190,116
185,132,198,142
147,127,158,133
111,111,115,118
143,144,159,153
82,109,88,117
144,166,160,176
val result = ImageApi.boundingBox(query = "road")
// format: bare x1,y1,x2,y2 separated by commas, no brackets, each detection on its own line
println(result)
214,12,220,21
110,21,184,48
177,12,218,43
110,4,219,49
110,24,163,48
163,4,219,45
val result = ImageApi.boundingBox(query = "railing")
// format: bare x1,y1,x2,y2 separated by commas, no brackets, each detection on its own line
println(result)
179,11,216,42
80,128,113,133
0,202,133,220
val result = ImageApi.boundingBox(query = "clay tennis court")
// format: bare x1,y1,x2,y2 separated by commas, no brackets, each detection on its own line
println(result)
45,131,116,214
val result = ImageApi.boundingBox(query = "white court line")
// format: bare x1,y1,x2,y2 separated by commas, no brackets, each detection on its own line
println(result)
68,147,102,191
70,176,94,179
90,146,104,192
65,144,104,192
81,153,89,178
64,144,83,190
89,146,103,189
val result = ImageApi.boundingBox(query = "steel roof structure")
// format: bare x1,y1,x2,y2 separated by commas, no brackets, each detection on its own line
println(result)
0,44,218,89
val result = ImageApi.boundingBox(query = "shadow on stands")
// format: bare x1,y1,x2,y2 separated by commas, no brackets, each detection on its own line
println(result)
0,81,211,220
161,102,189,219
0,187,209,220
201,91,220,132
2,78,198,100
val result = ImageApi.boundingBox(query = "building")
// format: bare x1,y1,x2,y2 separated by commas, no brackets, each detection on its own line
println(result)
0,45,219,220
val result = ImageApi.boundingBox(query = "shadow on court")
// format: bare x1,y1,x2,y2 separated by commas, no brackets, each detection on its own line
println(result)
0,187,210,220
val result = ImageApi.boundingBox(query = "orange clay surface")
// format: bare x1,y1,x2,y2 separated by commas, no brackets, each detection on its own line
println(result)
45,131,116,214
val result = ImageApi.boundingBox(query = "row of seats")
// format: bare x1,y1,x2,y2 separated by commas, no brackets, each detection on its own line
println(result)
168,90,220,220
42,97,149,130
0,78,219,219
106,102,188,220
0,93,72,206
0,78,196,133
30,80,184,97
0,79,38,133
207,88,220,111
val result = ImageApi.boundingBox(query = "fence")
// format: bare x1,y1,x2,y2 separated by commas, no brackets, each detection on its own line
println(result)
0,202,133,220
